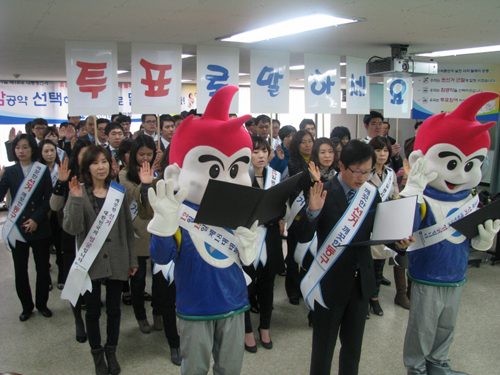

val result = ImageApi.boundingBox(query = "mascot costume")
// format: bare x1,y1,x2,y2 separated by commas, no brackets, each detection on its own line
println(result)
400,91,500,375
148,85,258,374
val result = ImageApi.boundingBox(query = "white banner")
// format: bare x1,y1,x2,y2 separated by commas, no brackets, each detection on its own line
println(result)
0,81,132,125
197,45,239,114
131,43,182,114
304,54,341,114
384,76,412,118
65,41,118,115
346,57,370,114
251,50,289,113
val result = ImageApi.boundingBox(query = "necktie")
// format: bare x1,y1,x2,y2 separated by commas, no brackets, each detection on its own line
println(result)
113,150,120,163
347,189,356,203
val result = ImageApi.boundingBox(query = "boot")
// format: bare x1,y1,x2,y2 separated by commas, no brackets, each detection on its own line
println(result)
394,265,411,310
91,347,108,375
153,315,163,331
170,347,181,366
137,319,151,333
426,361,468,375
105,345,121,375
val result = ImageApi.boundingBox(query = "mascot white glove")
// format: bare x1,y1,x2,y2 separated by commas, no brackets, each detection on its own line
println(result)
471,219,500,251
399,158,438,204
147,179,189,237
234,220,259,266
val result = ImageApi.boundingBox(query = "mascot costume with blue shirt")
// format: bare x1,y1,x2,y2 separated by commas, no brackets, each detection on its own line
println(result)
148,85,258,375
401,91,500,375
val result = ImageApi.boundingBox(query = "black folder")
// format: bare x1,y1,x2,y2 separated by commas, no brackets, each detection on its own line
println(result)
194,172,303,229
450,198,500,239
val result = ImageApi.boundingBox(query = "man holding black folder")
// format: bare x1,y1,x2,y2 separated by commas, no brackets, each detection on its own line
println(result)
297,140,414,375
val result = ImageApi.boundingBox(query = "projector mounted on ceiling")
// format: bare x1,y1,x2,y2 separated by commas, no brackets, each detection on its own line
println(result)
366,44,438,77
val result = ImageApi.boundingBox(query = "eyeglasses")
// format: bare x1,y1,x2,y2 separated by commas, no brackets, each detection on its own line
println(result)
347,166,375,177
145,120,157,124
34,126,46,131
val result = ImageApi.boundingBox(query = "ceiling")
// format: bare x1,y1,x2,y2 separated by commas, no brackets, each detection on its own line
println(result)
1,0,500,87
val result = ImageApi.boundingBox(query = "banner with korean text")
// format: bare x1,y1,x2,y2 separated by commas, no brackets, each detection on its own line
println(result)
346,57,370,114
131,43,182,115
304,54,341,114
65,41,118,115
197,46,239,113
383,76,412,118
413,64,500,121
250,50,289,113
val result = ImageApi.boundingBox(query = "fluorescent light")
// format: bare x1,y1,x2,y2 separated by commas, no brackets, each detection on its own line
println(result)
221,14,359,43
239,72,250,76
117,70,129,74
297,78,304,81
290,65,305,70
182,54,195,59
340,76,346,79
340,62,346,66
181,79,193,83
416,44,500,58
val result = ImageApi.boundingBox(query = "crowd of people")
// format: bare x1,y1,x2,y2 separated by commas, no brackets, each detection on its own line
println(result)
0,109,460,375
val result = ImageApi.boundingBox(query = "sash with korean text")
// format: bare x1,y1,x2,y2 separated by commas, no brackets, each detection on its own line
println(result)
57,147,66,162
378,168,394,202
61,181,125,306
286,191,305,230
177,204,252,285
50,164,59,188
253,167,281,269
301,183,378,310
407,194,479,252
2,162,47,249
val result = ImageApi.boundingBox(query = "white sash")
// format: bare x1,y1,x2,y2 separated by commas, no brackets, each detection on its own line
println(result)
130,200,140,238
294,234,318,265
301,183,378,310
286,191,305,230
253,167,280,269
154,261,175,285
61,181,126,306
177,204,252,285
378,168,394,202
2,162,47,248
407,194,479,252
50,164,58,188
57,147,66,162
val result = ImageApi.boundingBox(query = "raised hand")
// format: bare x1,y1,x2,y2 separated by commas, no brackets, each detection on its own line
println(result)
399,158,437,203
69,176,82,197
152,150,163,172
65,125,76,139
58,158,71,182
309,181,327,212
59,126,66,140
308,161,321,182
139,161,155,184
8,127,17,142
111,158,120,180
275,144,285,160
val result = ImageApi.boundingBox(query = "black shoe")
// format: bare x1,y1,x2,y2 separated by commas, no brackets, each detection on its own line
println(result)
19,311,32,322
76,334,87,343
57,283,64,290
39,308,53,318
48,284,53,291
245,343,257,353
143,292,152,301
289,296,300,305
122,294,132,305
170,347,181,366
250,306,260,314
369,299,384,316
380,276,391,286
258,327,273,350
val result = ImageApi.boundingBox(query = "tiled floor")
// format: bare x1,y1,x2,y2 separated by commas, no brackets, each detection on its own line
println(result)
0,208,498,374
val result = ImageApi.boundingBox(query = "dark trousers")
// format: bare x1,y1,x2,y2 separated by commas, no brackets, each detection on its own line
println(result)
371,259,386,299
49,213,64,284
285,226,305,298
244,264,276,332
310,276,368,375
130,256,149,320
84,279,123,350
11,238,51,313
154,272,180,348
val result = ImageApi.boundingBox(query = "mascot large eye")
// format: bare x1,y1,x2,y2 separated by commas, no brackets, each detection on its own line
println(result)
464,161,474,172
447,160,457,170
230,164,239,178
209,164,220,178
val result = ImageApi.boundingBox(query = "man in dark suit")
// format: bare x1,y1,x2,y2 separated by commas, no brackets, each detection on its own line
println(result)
297,140,413,375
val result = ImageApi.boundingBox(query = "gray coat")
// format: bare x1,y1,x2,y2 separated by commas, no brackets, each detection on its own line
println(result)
63,185,138,281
